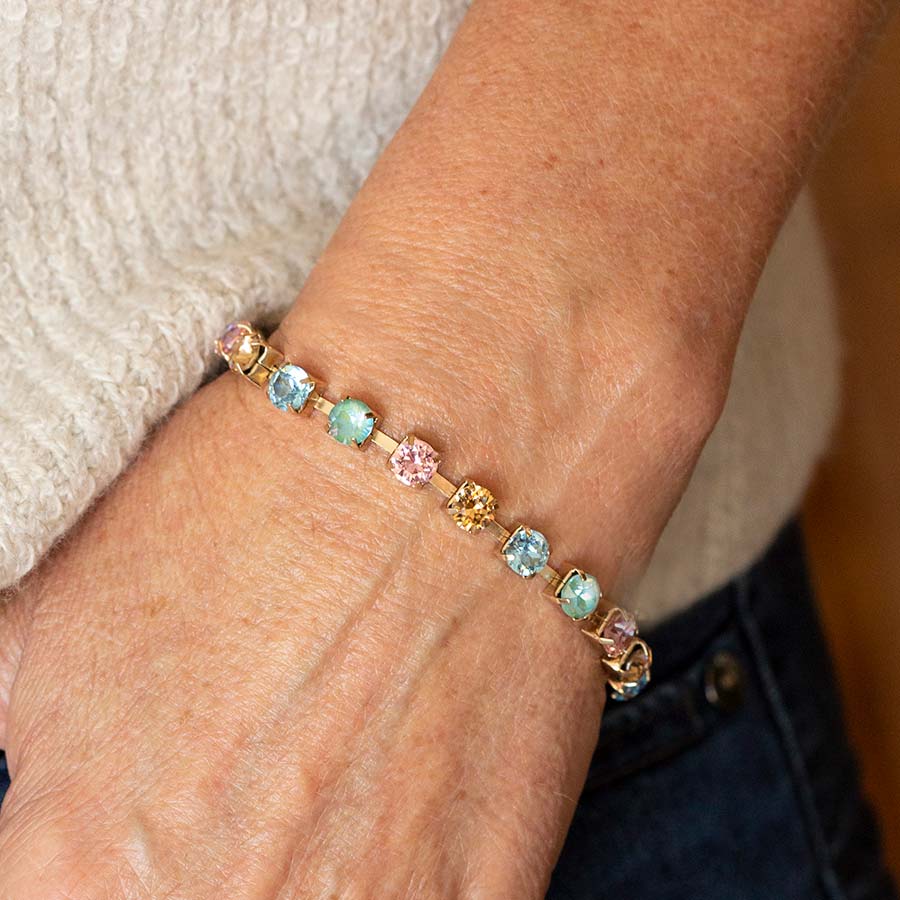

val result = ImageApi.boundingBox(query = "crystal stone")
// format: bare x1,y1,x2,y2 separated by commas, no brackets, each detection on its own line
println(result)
267,364,315,412
598,608,638,658
502,526,550,578
610,670,650,701
220,322,249,355
328,397,376,447
390,436,440,486
218,322,257,368
558,570,601,619
447,481,497,532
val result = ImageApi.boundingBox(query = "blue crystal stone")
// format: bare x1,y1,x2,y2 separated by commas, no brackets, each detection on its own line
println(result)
502,526,550,578
610,670,651,701
558,571,601,619
267,364,314,412
328,397,376,447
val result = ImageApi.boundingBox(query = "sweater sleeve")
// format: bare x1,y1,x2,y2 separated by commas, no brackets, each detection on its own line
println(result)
0,0,454,589
0,233,326,588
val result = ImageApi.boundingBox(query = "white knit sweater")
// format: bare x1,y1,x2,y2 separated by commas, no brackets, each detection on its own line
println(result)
0,0,838,622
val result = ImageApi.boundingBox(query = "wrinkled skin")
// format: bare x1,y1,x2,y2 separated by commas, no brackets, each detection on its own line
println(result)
0,0,884,896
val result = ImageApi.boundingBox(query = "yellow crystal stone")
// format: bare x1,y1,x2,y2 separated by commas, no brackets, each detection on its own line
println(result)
447,480,498,532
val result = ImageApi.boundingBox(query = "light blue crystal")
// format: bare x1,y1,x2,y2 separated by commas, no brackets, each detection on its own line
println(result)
267,364,314,412
328,397,376,447
558,571,601,619
502,527,550,578
610,671,650,701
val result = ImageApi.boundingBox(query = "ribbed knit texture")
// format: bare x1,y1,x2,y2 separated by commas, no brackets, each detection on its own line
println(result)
0,1,839,621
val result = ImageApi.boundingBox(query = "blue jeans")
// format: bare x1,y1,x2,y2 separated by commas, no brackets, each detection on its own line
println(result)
549,521,896,900
0,523,893,899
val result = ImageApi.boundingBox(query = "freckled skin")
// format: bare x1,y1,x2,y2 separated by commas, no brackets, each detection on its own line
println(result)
0,0,888,896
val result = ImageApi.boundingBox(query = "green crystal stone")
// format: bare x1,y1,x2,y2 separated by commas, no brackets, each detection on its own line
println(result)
558,571,601,619
328,398,376,447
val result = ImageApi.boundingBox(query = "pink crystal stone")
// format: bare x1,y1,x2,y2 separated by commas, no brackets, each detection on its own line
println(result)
219,321,250,358
389,436,440,486
599,609,637,658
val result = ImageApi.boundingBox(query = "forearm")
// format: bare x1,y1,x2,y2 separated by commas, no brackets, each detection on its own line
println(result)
291,0,888,354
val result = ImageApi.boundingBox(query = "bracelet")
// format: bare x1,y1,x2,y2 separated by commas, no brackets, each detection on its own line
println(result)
216,321,652,701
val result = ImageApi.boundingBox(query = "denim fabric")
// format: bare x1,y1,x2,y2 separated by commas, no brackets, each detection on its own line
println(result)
549,521,896,900
0,523,892,900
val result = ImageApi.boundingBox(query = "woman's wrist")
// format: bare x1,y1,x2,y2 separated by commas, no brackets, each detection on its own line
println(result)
269,195,727,603
264,0,889,613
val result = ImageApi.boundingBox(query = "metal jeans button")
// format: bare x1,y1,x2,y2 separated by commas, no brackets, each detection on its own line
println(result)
704,651,745,712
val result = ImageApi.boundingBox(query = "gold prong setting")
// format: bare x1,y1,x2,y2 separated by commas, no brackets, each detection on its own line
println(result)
389,435,440,486
216,320,257,371
554,568,602,620
501,525,551,578
327,397,379,448
266,364,317,413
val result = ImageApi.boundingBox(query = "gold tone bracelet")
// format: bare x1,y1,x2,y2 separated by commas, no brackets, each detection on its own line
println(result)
216,321,652,700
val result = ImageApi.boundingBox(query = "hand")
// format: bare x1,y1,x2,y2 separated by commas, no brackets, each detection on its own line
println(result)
0,203,722,897
0,314,716,899
0,0,882,896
